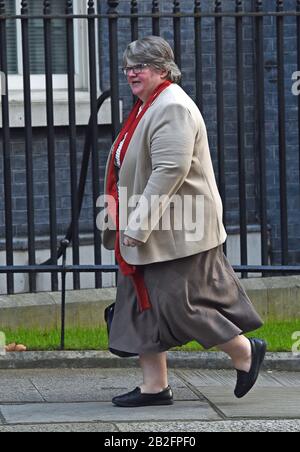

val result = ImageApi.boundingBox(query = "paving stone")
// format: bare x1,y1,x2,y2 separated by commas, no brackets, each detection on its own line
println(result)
269,372,300,387
0,368,196,403
117,420,300,432
0,423,118,432
196,387,300,419
0,378,43,403
0,401,221,425
176,369,284,388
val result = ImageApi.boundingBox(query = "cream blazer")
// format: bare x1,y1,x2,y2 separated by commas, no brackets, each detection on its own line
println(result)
101,83,227,265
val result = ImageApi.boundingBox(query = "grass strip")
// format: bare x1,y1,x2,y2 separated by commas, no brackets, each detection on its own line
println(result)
2,320,300,352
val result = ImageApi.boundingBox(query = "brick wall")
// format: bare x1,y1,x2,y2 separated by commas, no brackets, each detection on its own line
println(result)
0,125,112,245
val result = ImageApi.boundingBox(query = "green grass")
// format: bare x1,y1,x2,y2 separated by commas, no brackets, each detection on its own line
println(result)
2,320,300,352
3,327,109,351
176,320,300,352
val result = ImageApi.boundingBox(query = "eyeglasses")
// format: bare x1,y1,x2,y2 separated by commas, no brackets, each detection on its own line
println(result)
122,63,149,76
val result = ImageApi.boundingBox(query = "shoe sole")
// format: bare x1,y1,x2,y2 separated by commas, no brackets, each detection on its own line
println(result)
113,399,174,408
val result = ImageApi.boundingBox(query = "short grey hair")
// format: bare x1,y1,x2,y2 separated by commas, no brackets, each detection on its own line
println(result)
123,36,182,84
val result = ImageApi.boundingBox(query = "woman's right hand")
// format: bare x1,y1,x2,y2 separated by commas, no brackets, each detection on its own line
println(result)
123,235,143,247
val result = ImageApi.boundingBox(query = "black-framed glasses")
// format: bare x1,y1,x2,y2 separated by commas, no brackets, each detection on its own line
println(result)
122,63,149,76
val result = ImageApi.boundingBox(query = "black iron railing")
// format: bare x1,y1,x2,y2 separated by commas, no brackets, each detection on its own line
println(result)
0,0,300,301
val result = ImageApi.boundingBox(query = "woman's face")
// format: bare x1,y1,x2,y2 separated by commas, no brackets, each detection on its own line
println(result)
126,62,167,103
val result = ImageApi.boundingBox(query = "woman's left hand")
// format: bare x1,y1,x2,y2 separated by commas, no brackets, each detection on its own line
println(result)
123,235,143,247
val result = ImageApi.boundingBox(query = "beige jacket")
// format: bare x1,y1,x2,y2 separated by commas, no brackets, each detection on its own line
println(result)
101,83,227,265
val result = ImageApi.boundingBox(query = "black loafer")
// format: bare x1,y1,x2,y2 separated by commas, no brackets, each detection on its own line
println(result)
112,386,174,407
234,338,267,399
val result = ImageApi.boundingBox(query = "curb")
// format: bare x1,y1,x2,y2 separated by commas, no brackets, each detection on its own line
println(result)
0,351,299,371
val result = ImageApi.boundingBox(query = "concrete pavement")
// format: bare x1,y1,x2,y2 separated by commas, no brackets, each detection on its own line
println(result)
0,367,299,432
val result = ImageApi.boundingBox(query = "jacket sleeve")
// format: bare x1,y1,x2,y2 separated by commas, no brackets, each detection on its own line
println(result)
124,103,197,243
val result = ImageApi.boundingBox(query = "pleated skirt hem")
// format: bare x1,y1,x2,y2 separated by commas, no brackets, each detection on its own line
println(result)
109,246,263,356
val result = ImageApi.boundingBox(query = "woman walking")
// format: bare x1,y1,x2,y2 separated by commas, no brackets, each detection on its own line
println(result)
101,36,266,407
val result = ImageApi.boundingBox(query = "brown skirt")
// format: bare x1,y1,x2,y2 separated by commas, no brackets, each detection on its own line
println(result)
109,246,263,355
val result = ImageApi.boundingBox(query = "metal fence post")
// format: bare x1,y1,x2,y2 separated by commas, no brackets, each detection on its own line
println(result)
107,0,120,140
66,0,80,290
215,0,227,254
173,1,182,70
131,0,139,41
194,0,203,111
44,0,58,291
21,0,36,292
60,239,70,350
254,0,269,271
236,0,248,276
276,0,289,266
152,1,160,36
0,0,14,294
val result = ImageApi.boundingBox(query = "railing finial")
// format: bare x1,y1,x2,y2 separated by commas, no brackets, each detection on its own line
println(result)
21,1,28,8
107,0,119,14
236,0,243,10
43,0,51,14
276,0,284,12
0,0,5,15
88,0,95,14
194,1,201,14
152,1,159,12
21,0,29,14
215,0,222,11
173,0,181,12
131,0,138,13
66,0,73,14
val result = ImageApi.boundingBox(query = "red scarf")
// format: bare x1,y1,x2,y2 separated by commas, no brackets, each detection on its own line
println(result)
106,80,172,312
